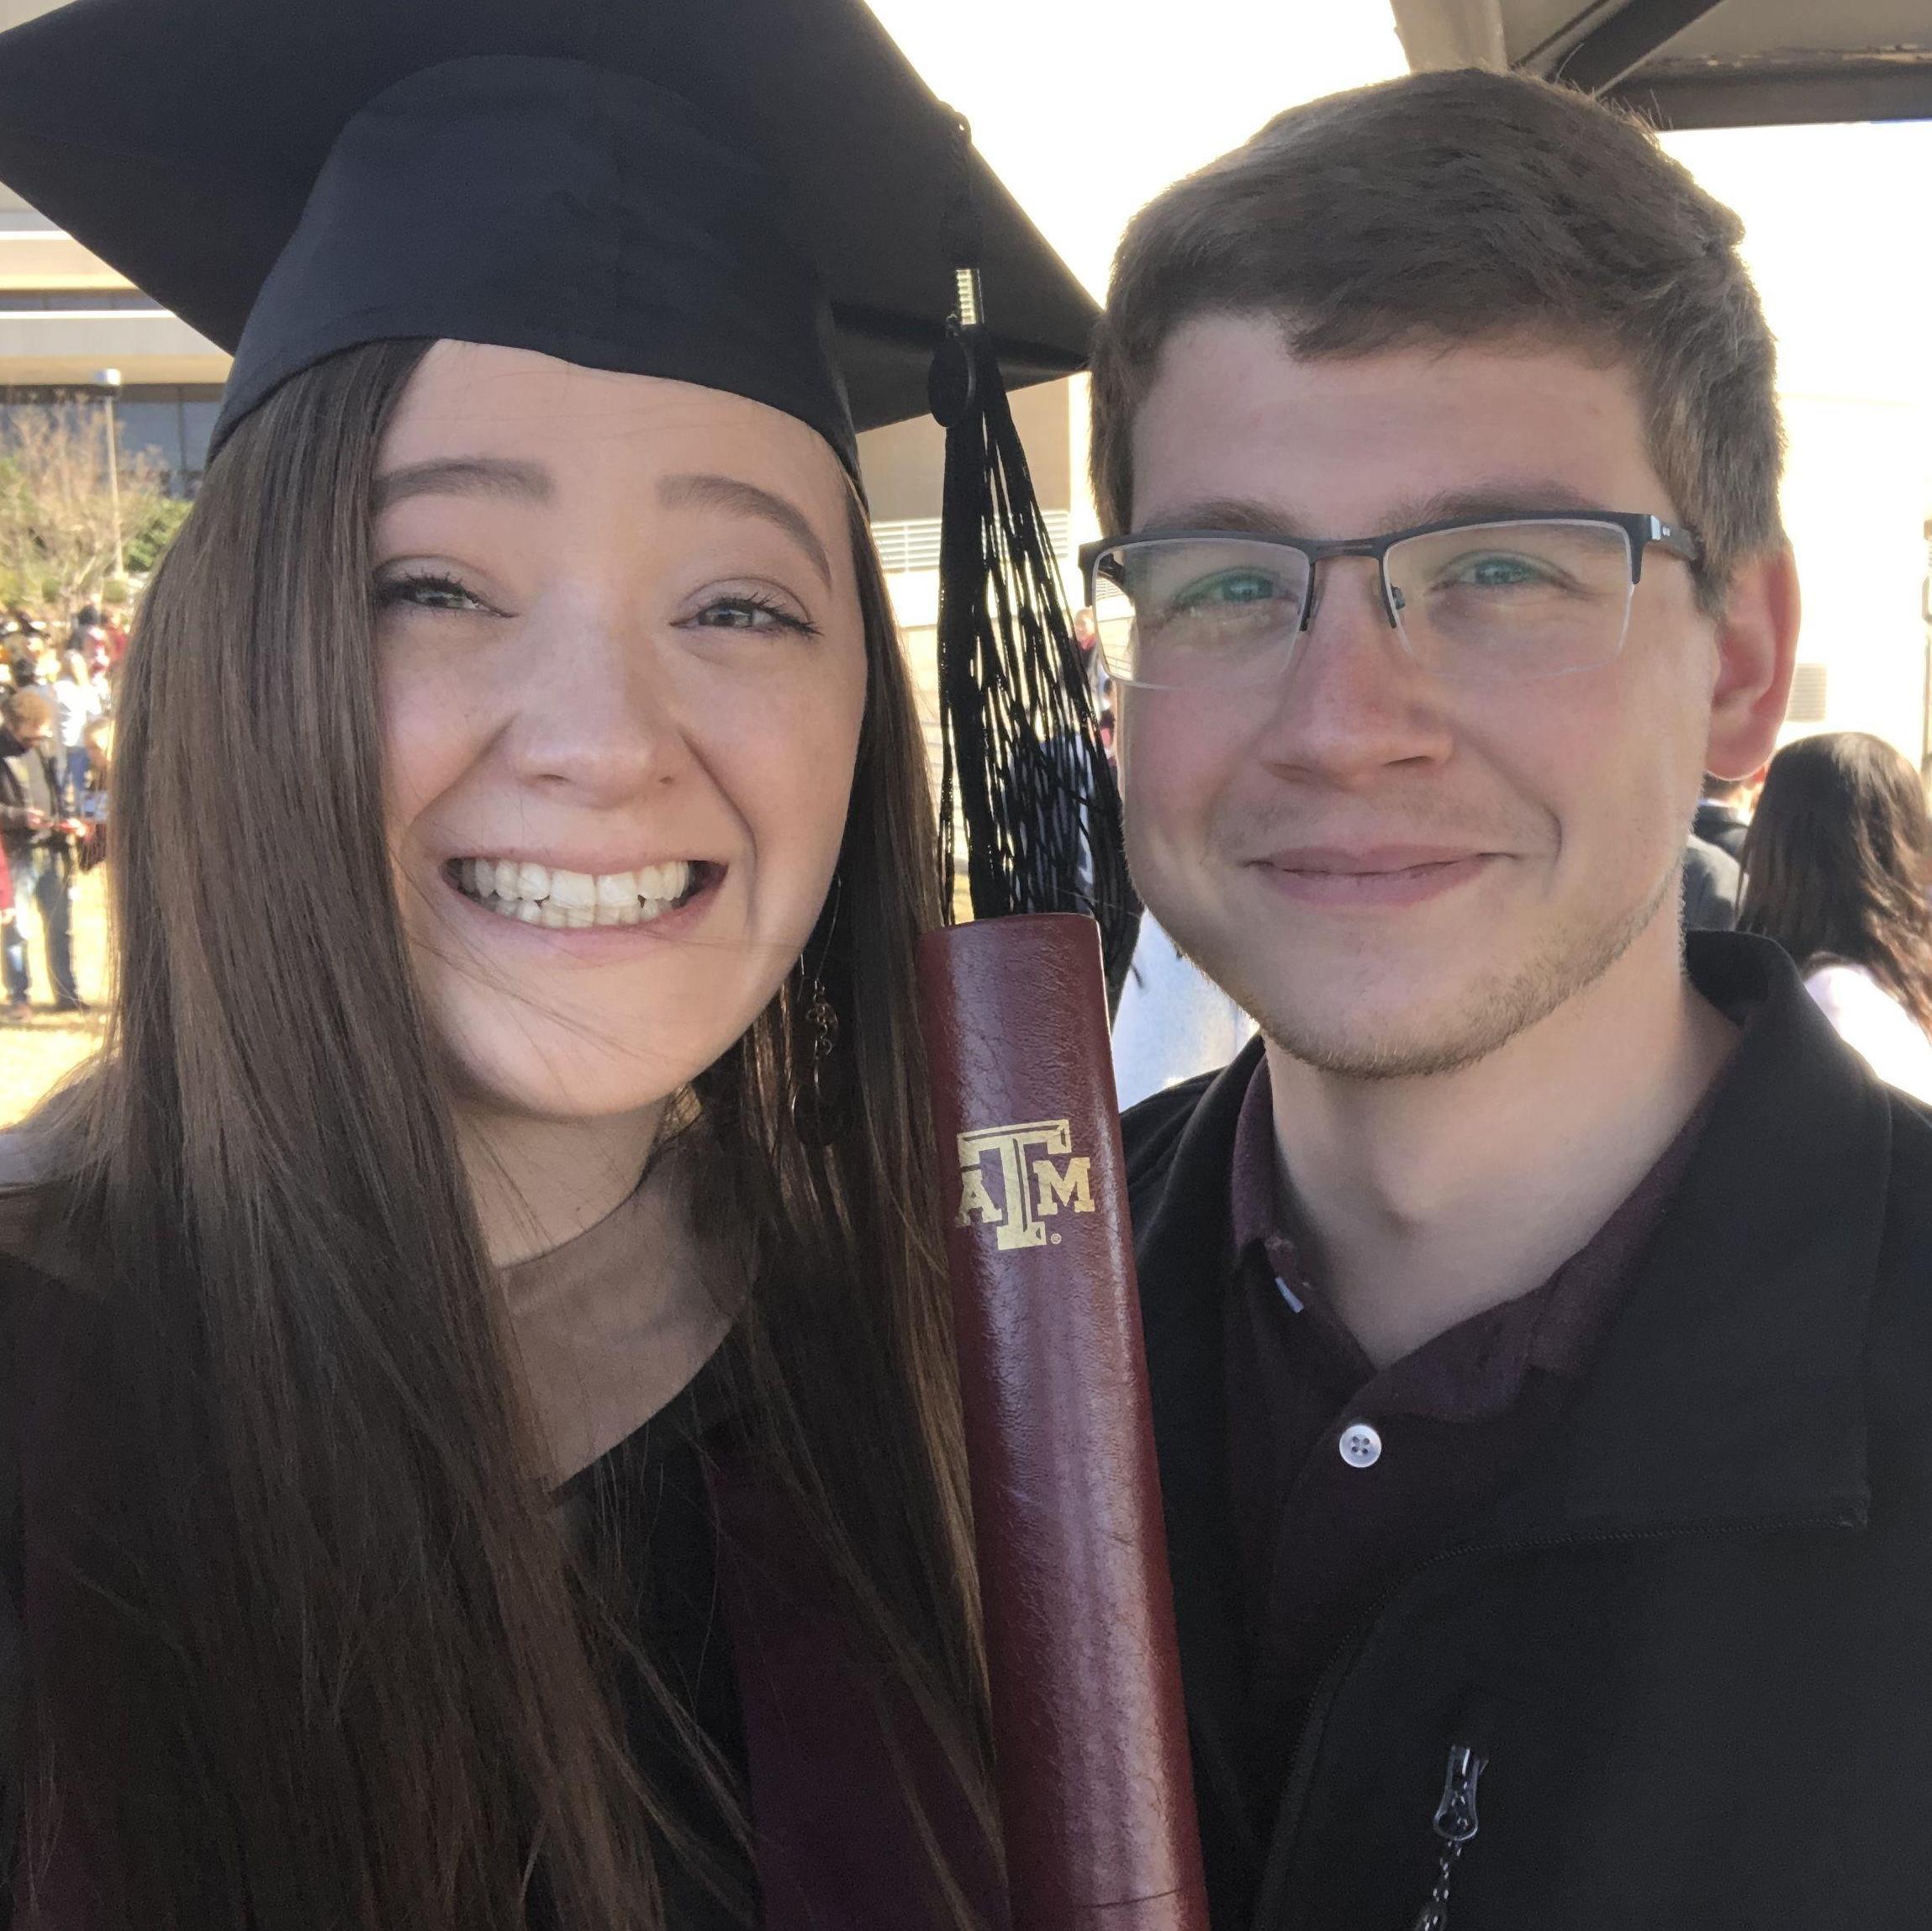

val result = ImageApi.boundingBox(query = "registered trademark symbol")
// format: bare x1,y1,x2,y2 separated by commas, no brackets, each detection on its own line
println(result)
1050,1232,1062,1245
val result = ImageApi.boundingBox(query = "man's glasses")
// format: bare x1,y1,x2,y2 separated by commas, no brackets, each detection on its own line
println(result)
1078,512,1702,691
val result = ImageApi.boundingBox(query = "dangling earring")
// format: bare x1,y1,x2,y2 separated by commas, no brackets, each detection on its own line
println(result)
792,877,846,1148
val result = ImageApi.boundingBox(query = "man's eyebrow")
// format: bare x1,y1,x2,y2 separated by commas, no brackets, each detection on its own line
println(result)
1136,497,1308,539
1387,480,1610,527
658,472,832,587
1137,481,1614,540
371,456,554,514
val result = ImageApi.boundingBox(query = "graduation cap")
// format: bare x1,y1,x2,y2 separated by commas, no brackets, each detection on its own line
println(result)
0,0,1136,983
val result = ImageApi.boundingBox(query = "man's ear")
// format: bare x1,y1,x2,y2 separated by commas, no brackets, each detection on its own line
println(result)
1705,545,1800,780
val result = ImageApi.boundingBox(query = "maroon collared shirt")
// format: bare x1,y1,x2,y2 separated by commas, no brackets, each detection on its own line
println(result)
1222,1052,1723,1823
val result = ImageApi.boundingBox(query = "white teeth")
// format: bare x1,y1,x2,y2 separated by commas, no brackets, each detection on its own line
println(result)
460,854,702,924
636,860,690,902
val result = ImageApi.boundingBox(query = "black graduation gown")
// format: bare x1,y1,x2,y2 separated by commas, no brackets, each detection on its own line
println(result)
0,1279,1003,1931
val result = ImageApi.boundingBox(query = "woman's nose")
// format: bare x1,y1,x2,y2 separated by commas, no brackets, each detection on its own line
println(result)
504,610,687,804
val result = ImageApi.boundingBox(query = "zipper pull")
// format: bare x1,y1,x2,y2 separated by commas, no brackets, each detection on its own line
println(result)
1409,1744,1486,1931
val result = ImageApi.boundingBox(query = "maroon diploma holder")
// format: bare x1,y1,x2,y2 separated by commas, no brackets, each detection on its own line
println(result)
917,913,1210,1931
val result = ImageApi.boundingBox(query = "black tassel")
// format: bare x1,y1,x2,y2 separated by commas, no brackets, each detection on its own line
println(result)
927,115,1139,1005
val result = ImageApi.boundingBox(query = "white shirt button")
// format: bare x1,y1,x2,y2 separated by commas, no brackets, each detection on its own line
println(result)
1338,1422,1383,1469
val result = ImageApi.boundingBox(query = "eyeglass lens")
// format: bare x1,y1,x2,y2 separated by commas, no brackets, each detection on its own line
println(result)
1090,520,1639,689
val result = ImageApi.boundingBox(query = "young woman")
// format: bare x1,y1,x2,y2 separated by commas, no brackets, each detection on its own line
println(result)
1739,731,1932,1103
0,5,1099,1928
50,650,101,816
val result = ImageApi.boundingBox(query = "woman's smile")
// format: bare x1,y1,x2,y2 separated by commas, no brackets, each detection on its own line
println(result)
441,852,724,945
445,853,710,927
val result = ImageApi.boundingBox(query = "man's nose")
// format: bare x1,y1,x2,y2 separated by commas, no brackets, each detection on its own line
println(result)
506,607,687,804
1256,554,1453,784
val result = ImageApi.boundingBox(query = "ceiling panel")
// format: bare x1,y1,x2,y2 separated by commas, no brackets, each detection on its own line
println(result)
1393,0,1932,125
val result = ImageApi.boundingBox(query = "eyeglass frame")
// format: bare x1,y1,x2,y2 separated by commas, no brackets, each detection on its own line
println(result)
1076,509,1704,685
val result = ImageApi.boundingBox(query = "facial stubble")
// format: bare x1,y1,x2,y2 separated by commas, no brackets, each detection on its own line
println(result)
1180,857,1681,1083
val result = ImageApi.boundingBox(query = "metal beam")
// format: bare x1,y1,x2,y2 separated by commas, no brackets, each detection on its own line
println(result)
1611,57,1932,129
1550,0,1728,95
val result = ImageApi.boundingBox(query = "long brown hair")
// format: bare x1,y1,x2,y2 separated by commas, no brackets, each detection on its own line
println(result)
1739,731,1932,1035
11,340,990,1928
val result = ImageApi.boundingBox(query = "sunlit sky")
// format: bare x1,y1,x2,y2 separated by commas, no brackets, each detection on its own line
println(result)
865,0,1409,298
866,0,1932,424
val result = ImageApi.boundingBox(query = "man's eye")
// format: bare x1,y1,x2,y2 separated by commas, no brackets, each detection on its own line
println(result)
1175,567,1282,606
375,572,490,614
1175,571,1285,609
1454,555,1547,588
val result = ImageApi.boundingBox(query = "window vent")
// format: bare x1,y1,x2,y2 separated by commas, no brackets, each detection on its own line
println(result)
1787,662,1829,724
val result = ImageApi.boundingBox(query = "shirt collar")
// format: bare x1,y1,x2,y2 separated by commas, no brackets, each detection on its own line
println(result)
1140,935,1887,1545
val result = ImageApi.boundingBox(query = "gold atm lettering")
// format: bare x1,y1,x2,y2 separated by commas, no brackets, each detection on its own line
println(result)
955,1118,1097,1251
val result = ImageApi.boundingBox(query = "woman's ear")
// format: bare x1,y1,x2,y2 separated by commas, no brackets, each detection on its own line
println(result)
1706,544,1801,780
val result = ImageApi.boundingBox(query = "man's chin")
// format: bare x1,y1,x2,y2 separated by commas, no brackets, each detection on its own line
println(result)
1250,996,1541,1081
1180,885,1672,1084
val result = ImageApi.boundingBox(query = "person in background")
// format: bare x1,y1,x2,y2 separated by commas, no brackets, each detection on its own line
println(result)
1680,826,1739,931
19,648,56,700
51,646,102,812
1739,731,1932,1104
65,600,99,654
1693,768,1755,862
0,683,82,1013
74,711,113,872
0,808,14,1020
97,601,129,668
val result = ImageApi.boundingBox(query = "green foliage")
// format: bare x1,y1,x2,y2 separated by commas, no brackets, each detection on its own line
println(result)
0,398,172,612
124,498,192,578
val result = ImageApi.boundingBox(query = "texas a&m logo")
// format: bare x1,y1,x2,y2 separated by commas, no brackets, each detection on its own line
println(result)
954,1118,1096,1252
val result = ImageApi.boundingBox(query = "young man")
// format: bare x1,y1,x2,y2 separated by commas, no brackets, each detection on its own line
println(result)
1088,71,1932,1930
0,685,80,1013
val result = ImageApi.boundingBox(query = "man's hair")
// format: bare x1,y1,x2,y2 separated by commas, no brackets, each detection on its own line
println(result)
1090,68,1784,604
3,684,53,732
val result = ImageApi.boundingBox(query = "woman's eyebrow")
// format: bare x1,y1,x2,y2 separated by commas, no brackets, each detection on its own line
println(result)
371,455,554,514
658,472,831,587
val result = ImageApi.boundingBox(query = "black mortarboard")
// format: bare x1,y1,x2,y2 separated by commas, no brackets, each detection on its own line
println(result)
0,0,1137,984
0,0,1091,468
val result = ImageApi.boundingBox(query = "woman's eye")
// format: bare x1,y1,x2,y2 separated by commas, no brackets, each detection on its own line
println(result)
687,594,819,637
375,572,492,615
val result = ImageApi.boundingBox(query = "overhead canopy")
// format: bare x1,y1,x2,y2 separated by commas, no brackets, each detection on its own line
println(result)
1391,0,1932,129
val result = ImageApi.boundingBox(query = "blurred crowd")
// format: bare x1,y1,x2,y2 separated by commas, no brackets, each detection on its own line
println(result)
1689,734,1932,1103
0,603,122,1016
